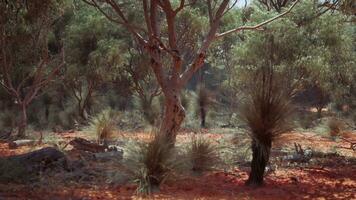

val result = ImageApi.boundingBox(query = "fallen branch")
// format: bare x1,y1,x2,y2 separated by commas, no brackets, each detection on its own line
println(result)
69,137,107,153
8,139,36,149
4,147,68,172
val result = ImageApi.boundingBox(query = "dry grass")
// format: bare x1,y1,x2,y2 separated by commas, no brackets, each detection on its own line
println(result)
123,131,178,195
86,109,119,145
186,134,220,173
241,67,294,144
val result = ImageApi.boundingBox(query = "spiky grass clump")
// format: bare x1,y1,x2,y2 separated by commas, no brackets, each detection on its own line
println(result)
187,134,220,174
123,132,177,195
241,67,294,186
87,109,119,145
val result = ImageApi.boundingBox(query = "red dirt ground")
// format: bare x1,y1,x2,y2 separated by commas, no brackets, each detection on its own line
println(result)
0,130,355,200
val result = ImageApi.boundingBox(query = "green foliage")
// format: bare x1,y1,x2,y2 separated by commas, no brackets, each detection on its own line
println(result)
86,109,119,145
63,2,131,120
0,0,64,87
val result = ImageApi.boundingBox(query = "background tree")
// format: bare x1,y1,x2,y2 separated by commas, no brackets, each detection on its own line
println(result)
124,46,161,125
64,4,127,121
0,0,65,137
83,0,300,144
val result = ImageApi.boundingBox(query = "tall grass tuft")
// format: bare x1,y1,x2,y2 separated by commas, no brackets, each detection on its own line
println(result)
123,131,178,195
87,109,119,145
186,134,220,174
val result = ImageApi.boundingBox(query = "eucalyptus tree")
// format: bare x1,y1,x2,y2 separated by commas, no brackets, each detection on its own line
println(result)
82,0,300,144
0,0,65,137
64,4,128,120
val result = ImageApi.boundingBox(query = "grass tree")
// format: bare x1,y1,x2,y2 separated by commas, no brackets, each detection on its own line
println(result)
241,66,294,186
82,0,300,145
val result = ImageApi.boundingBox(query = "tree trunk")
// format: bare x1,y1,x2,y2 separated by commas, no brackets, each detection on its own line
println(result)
316,106,323,119
78,103,88,120
159,91,185,145
246,139,271,187
200,105,206,128
17,103,28,138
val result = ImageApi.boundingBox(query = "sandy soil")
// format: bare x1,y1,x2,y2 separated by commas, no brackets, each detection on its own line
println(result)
0,130,355,200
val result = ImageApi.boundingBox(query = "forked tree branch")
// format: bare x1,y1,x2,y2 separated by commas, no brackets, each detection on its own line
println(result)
180,0,300,87
82,0,300,91
215,0,299,39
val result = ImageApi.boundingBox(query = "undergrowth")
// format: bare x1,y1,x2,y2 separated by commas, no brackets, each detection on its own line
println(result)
122,131,179,195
